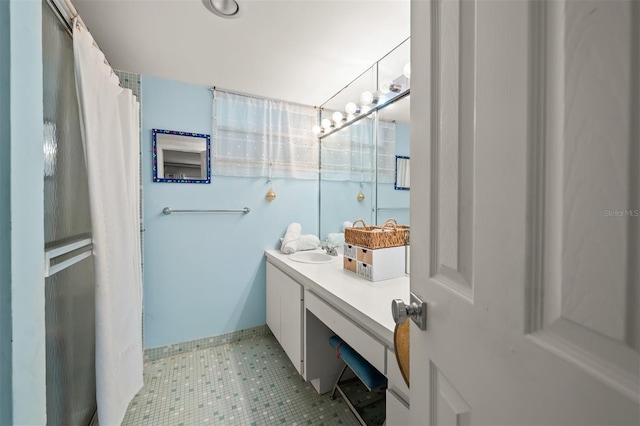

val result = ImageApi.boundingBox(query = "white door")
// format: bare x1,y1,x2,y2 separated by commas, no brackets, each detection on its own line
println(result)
408,0,639,424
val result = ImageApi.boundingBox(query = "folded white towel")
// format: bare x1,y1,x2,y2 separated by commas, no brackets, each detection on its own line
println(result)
297,234,320,251
281,223,302,254
342,221,353,231
327,232,345,246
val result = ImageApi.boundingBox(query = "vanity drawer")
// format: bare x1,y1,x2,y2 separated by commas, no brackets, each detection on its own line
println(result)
343,257,357,273
343,244,357,259
305,291,386,375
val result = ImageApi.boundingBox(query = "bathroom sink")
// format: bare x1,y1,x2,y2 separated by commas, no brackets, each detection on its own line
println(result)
288,251,337,264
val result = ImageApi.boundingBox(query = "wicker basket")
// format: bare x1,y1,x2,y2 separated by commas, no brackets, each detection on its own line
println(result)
344,219,410,249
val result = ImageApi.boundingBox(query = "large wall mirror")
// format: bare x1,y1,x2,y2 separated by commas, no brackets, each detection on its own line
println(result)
318,38,410,243
152,129,211,184
376,94,410,225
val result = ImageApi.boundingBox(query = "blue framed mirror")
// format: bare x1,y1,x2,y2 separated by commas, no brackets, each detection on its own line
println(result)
394,155,410,190
152,129,211,184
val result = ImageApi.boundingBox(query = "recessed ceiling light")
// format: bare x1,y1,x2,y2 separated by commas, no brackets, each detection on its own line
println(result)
203,0,240,18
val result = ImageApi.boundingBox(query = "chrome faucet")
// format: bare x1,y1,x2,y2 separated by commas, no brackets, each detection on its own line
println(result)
324,245,338,256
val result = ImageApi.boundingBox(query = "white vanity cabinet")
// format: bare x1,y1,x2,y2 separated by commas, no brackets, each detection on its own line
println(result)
266,262,303,374
265,250,411,420
386,389,410,425
385,348,410,424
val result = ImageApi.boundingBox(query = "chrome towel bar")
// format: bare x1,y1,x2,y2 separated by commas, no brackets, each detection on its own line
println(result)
162,207,250,215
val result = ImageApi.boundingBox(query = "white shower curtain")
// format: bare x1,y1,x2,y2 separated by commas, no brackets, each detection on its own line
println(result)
72,20,143,426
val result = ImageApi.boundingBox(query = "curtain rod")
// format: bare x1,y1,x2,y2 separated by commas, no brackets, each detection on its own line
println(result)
46,0,86,32
211,86,318,110
46,0,116,74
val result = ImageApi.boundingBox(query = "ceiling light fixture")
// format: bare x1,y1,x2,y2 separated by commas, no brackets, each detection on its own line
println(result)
203,0,240,18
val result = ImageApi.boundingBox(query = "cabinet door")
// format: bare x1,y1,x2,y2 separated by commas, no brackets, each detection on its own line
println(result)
279,273,303,374
265,263,281,341
387,390,410,426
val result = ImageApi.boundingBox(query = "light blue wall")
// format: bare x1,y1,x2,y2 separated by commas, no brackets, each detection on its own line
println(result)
0,2,12,424
320,181,374,240
5,1,47,425
141,76,319,348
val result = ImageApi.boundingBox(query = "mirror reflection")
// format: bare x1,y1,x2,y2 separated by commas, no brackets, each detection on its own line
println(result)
152,129,211,183
316,66,376,137
376,94,410,226
318,37,410,245
395,156,410,190
319,114,375,242
319,94,410,241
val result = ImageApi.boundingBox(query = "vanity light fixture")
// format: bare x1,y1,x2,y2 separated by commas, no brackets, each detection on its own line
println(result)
203,0,240,18
360,91,376,106
332,111,344,124
380,79,402,94
345,102,359,115
311,117,335,136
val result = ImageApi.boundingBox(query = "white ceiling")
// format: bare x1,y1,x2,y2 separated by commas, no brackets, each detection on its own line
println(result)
74,0,410,107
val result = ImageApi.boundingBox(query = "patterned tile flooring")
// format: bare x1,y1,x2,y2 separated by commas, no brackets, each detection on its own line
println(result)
122,333,378,425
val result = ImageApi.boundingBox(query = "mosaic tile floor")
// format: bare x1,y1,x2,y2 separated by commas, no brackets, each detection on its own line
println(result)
122,333,384,425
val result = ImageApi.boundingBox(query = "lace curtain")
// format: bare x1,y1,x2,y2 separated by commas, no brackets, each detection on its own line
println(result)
213,90,318,179
321,117,396,183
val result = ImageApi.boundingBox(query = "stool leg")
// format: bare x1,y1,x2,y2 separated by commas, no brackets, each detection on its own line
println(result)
330,364,349,400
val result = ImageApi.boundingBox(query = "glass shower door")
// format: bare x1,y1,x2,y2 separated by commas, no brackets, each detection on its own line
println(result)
43,4,96,425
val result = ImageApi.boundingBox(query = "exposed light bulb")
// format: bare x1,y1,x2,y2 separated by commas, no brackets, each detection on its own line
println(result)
380,79,402,94
380,79,393,94
332,111,344,123
321,118,332,129
347,113,355,121
360,91,374,105
360,105,371,114
345,102,358,115
312,125,322,135
403,62,411,79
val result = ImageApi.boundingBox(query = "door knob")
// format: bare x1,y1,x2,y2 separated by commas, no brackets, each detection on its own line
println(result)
391,292,427,330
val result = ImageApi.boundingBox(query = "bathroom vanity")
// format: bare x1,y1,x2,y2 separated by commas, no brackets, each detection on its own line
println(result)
265,249,411,424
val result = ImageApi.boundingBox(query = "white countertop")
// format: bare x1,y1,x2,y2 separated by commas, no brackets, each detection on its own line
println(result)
265,249,410,348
